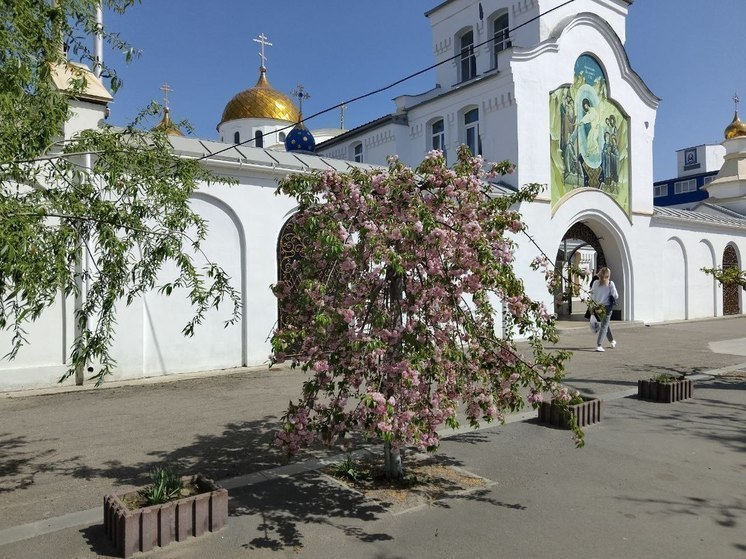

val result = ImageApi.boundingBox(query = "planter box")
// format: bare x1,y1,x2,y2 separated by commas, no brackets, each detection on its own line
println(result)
103,474,228,558
538,397,602,429
638,378,693,403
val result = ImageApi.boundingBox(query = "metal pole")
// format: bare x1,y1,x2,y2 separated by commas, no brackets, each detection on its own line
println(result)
94,4,103,78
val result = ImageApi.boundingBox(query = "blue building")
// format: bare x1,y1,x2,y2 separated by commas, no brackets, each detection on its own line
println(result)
654,144,724,207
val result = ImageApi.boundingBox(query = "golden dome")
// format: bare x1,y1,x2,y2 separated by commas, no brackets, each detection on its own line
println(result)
218,68,299,128
152,107,184,136
724,111,746,140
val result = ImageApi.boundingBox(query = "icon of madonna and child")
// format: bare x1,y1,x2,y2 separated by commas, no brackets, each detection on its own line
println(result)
550,55,629,212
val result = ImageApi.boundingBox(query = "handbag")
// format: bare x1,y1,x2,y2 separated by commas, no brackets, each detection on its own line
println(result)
584,308,591,319
589,314,599,333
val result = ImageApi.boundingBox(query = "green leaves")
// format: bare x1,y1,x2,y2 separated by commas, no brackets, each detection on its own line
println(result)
0,1,240,385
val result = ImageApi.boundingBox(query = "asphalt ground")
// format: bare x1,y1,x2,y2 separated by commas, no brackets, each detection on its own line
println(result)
0,316,744,558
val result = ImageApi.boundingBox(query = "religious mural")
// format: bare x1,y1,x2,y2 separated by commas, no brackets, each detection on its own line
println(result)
550,54,630,214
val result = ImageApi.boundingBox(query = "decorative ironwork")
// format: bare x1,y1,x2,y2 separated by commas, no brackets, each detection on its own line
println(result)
276,214,305,329
723,244,740,315
561,223,606,268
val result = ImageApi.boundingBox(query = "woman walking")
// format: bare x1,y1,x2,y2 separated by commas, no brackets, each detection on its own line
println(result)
590,266,618,352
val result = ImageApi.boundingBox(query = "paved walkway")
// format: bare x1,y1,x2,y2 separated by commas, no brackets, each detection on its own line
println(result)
0,317,745,558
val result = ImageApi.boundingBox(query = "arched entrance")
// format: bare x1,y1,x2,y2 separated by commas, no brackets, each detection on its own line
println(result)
555,222,616,319
723,244,741,315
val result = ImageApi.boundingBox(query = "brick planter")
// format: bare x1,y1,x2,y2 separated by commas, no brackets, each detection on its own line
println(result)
538,397,602,429
103,474,228,558
638,378,693,403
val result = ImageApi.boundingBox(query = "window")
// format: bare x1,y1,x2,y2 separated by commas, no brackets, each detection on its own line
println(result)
674,178,697,194
254,130,264,148
464,108,481,156
233,131,240,144
459,30,476,82
492,13,511,67
653,183,668,198
431,119,445,152
353,143,363,163
702,175,714,185
279,131,286,142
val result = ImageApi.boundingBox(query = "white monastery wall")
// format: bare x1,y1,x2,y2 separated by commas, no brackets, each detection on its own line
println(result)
0,294,73,390
3,1,744,391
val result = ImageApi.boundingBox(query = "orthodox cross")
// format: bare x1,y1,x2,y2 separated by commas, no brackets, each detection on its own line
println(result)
291,84,311,115
734,92,740,114
160,82,173,107
339,103,346,129
253,33,273,68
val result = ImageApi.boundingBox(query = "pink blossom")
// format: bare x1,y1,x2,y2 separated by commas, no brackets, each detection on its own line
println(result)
270,145,572,458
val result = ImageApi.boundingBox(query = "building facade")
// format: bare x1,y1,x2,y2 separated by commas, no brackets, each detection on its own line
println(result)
653,144,724,208
2,0,744,390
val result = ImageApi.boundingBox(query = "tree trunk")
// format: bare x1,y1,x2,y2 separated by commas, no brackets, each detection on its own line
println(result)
384,441,403,479
383,268,405,479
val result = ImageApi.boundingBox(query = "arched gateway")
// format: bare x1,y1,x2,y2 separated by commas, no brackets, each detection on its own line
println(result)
554,222,622,320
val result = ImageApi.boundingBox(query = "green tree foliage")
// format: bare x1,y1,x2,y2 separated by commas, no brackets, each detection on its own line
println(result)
0,0,240,384
702,266,746,290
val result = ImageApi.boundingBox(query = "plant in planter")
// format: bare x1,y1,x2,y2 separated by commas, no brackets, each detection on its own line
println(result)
537,389,602,440
638,373,693,403
103,467,228,558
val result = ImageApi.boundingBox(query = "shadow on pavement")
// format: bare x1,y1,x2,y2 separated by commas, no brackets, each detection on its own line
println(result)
64,416,328,488
232,471,391,551
0,433,85,493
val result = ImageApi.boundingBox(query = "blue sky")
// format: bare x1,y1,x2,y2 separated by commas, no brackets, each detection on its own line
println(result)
102,0,745,181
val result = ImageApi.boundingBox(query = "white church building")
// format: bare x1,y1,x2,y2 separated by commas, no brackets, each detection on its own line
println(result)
2,0,745,390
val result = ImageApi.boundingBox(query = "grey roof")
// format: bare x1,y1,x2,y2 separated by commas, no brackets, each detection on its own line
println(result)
168,135,364,174
693,202,746,219
489,180,518,196
653,206,746,229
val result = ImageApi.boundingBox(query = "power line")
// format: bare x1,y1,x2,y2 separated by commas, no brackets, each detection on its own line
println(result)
195,0,577,163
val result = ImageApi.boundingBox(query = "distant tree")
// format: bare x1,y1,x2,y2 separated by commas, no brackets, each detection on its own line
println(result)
0,0,240,384
271,148,575,479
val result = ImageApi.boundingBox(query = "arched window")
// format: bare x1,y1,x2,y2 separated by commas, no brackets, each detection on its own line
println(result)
352,142,363,163
459,29,476,82
464,108,480,156
254,130,264,148
492,13,511,68
279,131,286,142
431,119,445,153
233,131,240,144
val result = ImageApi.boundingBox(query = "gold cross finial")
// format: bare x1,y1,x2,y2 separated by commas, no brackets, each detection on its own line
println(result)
253,33,273,68
160,82,173,107
734,92,740,114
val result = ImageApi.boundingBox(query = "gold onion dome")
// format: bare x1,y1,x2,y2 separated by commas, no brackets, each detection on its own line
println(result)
152,107,184,136
218,67,300,127
724,111,746,140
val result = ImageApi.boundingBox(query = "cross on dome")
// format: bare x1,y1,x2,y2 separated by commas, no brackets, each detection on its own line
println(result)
253,33,273,69
734,92,740,114
291,84,311,115
160,82,173,107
